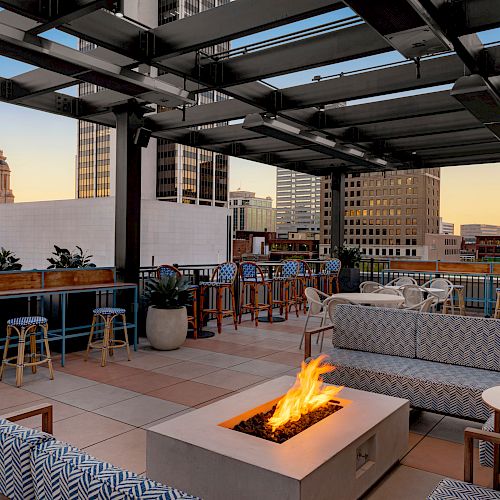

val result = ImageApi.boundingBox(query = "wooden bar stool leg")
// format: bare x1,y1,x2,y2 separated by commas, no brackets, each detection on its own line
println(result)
238,283,245,324
29,328,37,374
253,284,259,327
0,325,12,381
458,288,466,316
216,288,223,334
267,283,273,323
16,326,26,388
108,318,115,357
495,291,500,319
284,282,289,321
101,316,110,367
231,287,238,330
43,323,54,380
85,316,96,361
121,314,131,361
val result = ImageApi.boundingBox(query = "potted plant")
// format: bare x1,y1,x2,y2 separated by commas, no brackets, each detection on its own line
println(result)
333,245,363,292
144,275,193,350
47,245,96,268
0,247,22,271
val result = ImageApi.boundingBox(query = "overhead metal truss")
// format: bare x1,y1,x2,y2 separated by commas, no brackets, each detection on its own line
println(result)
0,0,499,175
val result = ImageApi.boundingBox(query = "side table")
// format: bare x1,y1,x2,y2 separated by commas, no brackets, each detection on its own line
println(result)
482,386,500,489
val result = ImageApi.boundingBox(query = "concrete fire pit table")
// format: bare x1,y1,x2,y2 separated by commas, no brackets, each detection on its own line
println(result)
147,377,409,500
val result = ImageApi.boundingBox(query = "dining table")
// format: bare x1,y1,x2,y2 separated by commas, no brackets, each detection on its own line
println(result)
333,292,405,307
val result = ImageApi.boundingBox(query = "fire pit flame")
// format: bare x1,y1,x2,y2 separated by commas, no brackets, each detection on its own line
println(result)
267,355,343,432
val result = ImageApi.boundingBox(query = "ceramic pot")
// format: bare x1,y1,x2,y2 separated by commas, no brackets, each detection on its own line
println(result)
146,306,188,350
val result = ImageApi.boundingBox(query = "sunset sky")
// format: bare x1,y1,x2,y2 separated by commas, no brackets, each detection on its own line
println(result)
0,10,499,230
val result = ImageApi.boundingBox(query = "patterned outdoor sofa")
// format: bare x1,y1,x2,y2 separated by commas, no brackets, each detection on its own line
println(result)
0,417,199,500
320,304,500,422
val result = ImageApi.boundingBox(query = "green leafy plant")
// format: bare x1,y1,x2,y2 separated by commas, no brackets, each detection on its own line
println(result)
333,245,362,268
144,275,193,310
47,245,96,269
0,247,22,271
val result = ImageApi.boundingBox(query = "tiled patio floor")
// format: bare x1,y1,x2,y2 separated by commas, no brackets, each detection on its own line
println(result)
0,313,494,498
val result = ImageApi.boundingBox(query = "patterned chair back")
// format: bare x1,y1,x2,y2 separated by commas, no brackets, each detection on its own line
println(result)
323,259,342,276
157,264,181,280
211,262,238,284
239,262,265,282
280,260,300,278
298,260,312,277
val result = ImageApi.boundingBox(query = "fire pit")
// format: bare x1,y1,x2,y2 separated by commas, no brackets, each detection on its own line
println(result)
147,362,409,500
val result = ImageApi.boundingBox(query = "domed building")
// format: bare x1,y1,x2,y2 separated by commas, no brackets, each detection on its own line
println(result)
0,150,14,203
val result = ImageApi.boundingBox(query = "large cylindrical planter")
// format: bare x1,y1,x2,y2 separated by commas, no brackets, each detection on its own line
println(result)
146,306,188,350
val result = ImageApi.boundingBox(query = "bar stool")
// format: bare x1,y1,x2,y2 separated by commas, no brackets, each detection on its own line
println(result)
320,259,342,294
200,262,238,334
495,288,500,319
297,260,319,314
443,284,466,316
239,262,273,326
0,316,54,388
85,307,130,367
157,264,198,338
273,260,300,321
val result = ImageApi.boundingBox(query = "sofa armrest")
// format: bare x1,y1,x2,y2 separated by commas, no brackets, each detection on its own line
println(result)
1,403,53,434
304,324,333,360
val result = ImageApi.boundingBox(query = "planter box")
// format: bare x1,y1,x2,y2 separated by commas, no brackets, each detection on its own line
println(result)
339,268,361,293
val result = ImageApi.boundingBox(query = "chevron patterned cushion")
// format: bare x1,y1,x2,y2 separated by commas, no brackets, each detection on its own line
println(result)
93,307,126,316
417,313,500,371
428,478,500,499
332,304,418,358
480,414,495,468
31,440,199,499
7,316,48,327
0,418,54,500
321,348,500,420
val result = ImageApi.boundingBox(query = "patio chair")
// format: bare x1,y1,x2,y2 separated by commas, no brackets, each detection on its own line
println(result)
238,261,273,326
428,427,500,499
385,276,418,286
401,284,424,308
359,280,382,293
403,295,437,313
299,287,332,350
157,264,198,336
200,262,238,334
422,278,454,313
319,258,342,294
273,260,300,321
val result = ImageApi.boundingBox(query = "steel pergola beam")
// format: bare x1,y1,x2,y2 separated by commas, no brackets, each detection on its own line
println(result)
0,22,193,107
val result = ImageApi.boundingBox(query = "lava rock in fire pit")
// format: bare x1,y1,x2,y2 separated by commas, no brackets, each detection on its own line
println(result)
233,400,343,444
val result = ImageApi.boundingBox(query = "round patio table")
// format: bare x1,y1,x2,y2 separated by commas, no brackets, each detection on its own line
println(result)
482,386,500,489
333,292,405,307
383,285,445,294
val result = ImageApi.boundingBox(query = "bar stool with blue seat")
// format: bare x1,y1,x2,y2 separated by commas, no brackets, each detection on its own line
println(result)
199,262,238,334
273,259,300,321
85,307,130,367
0,316,54,387
238,261,273,326
157,264,198,338
320,258,342,294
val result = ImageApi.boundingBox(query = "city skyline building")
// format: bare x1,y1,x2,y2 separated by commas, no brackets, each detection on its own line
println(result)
439,218,455,235
320,169,441,258
229,190,276,237
76,0,229,206
460,224,500,241
276,168,321,239
0,150,14,204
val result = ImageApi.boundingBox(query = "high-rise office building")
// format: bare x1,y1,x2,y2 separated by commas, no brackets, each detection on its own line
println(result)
0,150,14,204
276,168,321,238
460,224,500,241
439,218,455,235
229,190,276,237
76,0,229,206
320,169,441,258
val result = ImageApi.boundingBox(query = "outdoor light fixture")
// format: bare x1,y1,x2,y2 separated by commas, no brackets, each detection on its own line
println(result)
243,114,392,169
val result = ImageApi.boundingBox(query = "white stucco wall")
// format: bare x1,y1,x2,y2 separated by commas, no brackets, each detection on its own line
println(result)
0,198,229,270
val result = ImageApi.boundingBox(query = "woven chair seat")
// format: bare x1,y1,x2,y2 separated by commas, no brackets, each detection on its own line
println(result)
93,307,126,316
199,281,232,287
7,316,48,327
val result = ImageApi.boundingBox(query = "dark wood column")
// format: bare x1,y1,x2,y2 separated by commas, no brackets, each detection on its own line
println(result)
330,171,345,255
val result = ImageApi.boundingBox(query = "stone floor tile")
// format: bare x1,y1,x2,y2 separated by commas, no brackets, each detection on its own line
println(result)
52,412,134,449
258,351,304,367
16,372,98,397
147,380,232,407
363,465,444,499
51,383,139,410
107,371,184,393
428,415,483,444
94,395,188,427
115,353,183,370
409,410,444,435
153,361,220,380
0,384,46,410
229,359,292,377
192,369,267,390
192,352,250,368
83,428,147,474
